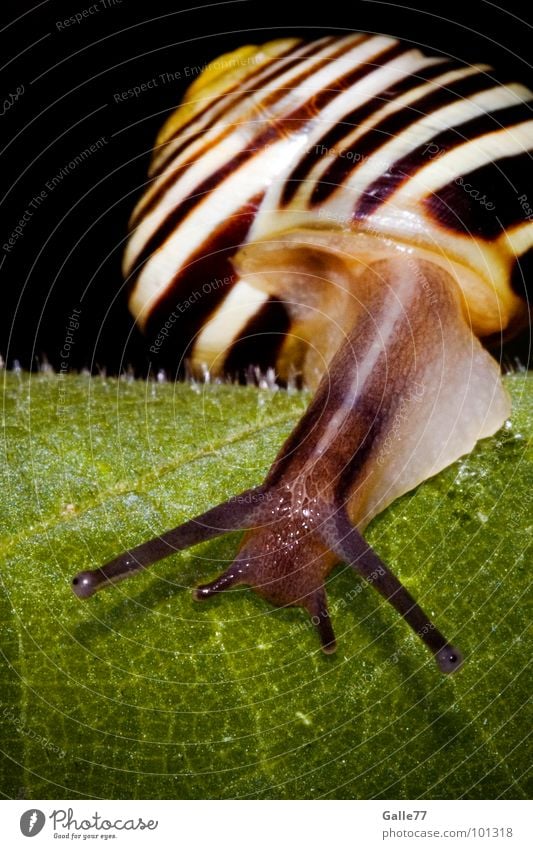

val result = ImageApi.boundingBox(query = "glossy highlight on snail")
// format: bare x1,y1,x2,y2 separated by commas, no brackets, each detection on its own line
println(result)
72,34,533,672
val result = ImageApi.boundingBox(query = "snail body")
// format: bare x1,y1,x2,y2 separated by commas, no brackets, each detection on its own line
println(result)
73,35,533,672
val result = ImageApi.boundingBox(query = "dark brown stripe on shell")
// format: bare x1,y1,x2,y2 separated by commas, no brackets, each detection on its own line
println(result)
311,68,514,207
510,246,533,303
129,148,257,280
423,149,533,238
148,37,336,182
281,58,458,205
143,194,264,362
223,296,291,379
128,41,405,279
356,102,532,221
133,37,373,229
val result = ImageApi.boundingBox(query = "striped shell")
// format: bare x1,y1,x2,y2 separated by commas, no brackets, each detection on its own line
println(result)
124,34,533,380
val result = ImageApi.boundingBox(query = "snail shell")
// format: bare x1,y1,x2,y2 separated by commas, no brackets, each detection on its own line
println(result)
125,33,531,375
73,35,532,672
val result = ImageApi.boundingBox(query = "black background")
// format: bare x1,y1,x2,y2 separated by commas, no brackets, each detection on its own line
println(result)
1,0,532,376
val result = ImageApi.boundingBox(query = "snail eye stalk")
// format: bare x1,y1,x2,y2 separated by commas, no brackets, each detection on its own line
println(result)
71,487,264,598
321,510,463,674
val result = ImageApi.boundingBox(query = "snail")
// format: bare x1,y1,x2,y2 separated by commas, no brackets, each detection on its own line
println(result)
72,34,533,672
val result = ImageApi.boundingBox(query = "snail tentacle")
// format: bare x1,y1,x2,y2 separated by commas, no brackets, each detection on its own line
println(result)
193,564,248,600
71,486,265,599
306,586,337,654
321,509,463,673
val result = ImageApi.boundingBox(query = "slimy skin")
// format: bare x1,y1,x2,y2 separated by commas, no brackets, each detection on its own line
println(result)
73,36,532,672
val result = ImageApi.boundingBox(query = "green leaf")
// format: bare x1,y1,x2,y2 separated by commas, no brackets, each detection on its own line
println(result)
0,371,531,799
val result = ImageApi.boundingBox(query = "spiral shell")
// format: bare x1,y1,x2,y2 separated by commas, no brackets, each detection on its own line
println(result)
124,34,532,379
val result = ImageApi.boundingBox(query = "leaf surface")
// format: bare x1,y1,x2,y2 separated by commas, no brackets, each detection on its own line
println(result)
0,372,531,799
